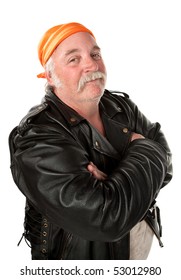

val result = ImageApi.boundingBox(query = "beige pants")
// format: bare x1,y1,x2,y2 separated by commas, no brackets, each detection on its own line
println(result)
129,220,154,260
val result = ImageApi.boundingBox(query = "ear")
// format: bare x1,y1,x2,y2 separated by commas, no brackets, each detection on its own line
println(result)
45,70,54,85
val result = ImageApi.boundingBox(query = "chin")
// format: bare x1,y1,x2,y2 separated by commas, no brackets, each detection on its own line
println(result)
87,88,104,101
85,81,105,94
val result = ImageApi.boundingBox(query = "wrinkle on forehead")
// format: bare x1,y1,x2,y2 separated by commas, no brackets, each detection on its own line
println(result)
64,45,101,57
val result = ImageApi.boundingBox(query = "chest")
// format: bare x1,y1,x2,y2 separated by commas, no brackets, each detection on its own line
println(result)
71,116,132,174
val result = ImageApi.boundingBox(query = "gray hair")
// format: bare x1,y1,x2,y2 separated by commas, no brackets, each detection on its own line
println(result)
44,57,62,93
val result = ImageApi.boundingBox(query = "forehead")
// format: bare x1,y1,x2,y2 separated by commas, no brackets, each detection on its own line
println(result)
55,32,99,54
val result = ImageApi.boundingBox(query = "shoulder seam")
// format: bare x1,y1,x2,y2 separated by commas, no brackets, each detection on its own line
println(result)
18,102,48,133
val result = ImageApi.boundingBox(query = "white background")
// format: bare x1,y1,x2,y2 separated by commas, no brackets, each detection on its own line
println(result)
0,0,180,278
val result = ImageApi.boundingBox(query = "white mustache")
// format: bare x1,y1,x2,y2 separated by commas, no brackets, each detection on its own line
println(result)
77,71,106,92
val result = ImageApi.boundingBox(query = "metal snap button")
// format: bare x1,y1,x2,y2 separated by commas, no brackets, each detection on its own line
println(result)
70,117,76,123
95,141,100,147
123,127,129,133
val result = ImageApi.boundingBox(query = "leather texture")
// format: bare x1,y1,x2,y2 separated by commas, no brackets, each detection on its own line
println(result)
9,89,172,259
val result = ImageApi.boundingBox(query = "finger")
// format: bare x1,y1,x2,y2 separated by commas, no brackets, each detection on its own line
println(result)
87,163,107,180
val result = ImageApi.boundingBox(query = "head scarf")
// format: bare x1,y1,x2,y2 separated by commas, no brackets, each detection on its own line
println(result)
37,22,95,78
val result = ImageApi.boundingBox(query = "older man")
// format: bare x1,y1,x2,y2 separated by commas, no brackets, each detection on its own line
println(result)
9,22,172,260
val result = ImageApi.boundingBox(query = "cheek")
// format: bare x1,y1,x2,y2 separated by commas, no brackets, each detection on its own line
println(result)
101,64,107,75
99,59,107,72
65,71,81,85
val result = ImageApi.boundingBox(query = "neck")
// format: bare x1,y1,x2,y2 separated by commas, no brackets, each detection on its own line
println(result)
54,90,105,136
78,105,106,137
67,100,105,136
74,102,99,120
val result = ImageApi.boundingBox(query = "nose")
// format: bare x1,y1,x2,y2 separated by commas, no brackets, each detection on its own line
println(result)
83,56,98,72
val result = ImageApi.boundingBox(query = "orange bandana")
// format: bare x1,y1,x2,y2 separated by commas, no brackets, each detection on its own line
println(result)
37,22,95,78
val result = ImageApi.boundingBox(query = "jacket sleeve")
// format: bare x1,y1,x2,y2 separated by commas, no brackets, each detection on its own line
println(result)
125,97,172,189
10,115,172,242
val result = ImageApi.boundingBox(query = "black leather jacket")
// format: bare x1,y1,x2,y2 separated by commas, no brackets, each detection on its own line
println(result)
9,89,172,260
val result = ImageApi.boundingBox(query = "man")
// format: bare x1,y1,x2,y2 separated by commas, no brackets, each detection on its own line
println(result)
9,22,172,260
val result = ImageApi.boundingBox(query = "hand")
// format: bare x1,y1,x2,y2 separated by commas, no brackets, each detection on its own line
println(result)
131,132,145,142
87,133,145,180
87,162,107,180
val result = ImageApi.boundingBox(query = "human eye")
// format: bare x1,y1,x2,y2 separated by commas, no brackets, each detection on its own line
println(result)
68,56,80,64
91,52,102,60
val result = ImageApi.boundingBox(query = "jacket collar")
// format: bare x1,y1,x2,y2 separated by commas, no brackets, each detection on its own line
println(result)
44,89,130,158
44,89,124,126
44,90,85,126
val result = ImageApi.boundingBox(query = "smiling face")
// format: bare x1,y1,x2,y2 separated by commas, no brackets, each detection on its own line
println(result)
46,32,107,107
